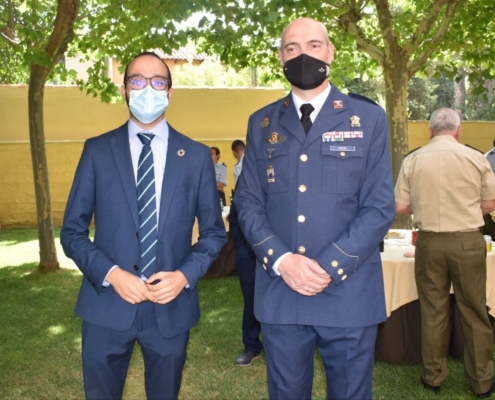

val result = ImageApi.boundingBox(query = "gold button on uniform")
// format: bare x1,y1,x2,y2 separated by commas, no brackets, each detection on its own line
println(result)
340,152,346,157
300,154,308,162
342,275,347,281
331,260,339,268
298,215,306,223
263,257,268,264
263,264,267,270
299,185,307,192
298,246,306,254
338,268,343,275
268,248,274,256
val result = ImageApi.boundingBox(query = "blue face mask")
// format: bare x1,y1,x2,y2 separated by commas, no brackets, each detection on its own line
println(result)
128,85,169,124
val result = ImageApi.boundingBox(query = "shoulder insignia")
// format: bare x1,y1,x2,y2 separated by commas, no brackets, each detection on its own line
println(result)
348,92,379,106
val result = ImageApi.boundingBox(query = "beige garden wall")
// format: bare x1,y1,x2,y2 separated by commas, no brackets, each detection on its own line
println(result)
0,85,285,227
1,85,494,228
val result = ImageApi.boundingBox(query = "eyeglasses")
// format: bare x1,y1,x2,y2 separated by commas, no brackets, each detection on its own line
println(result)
126,75,169,91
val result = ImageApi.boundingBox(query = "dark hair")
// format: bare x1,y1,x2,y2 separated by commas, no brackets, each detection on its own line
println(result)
231,140,245,152
123,51,172,89
210,146,220,156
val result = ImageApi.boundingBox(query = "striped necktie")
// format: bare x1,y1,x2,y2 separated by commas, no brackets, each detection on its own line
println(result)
137,133,157,278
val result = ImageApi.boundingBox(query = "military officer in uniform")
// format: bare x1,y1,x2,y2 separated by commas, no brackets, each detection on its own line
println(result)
396,108,495,398
484,138,495,173
211,146,228,206
235,18,395,400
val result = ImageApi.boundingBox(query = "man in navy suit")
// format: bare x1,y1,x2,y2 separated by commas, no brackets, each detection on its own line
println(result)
61,52,227,399
235,18,395,399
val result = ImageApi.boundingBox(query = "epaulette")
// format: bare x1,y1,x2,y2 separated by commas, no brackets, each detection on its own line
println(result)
465,144,484,154
405,147,421,157
255,96,289,114
348,93,379,106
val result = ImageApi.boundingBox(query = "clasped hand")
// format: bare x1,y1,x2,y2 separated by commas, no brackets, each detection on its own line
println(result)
106,268,188,305
278,254,332,296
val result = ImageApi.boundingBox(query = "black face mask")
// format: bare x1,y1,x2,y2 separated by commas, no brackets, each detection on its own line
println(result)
283,53,329,90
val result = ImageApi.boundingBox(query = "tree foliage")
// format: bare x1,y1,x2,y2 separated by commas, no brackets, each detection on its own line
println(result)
0,0,207,269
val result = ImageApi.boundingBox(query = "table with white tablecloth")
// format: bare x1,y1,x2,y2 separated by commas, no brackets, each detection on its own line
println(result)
375,230,495,363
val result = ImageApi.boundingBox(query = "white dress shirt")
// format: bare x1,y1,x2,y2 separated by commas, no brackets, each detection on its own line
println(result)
103,119,169,285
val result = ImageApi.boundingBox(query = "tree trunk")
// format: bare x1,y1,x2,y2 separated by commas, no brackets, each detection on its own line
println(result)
28,64,60,271
25,0,78,271
455,67,466,118
383,59,412,228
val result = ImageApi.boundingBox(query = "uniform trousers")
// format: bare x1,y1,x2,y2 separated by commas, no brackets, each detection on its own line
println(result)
261,323,378,400
236,253,262,353
81,300,189,400
415,230,493,394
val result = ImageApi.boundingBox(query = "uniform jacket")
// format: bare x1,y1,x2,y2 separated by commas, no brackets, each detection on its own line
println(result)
235,85,395,328
61,122,227,337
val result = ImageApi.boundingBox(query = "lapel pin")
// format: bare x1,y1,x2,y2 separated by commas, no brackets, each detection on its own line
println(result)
283,98,290,108
177,149,185,157
261,117,269,128
333,100,343,109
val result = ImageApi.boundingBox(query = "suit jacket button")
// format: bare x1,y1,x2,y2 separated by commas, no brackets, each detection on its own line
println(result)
298,215,306,223
298,246,306,254
134,265,139,271
300,154,308,162
299,185,307,192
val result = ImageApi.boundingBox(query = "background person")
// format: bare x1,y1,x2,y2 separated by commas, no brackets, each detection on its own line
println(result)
210,146,227,206
485,138,495,173
61,52,227,400
395,108,495,398
228,138,262,367
232,139,246,186
235,17,395,400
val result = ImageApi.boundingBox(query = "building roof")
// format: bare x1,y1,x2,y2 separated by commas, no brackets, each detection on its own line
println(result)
153,47,208,61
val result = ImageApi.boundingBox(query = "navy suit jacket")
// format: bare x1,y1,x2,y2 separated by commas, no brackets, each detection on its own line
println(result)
61,122,227,338
235,85,395,328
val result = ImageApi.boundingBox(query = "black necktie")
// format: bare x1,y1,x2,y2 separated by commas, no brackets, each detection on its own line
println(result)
300,103,314,134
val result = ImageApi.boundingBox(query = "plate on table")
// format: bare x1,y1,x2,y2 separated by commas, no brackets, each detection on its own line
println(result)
384,231,407,240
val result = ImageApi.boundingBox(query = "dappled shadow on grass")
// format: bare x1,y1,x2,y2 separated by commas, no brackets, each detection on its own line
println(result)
0,262,85,399
0,228,57,245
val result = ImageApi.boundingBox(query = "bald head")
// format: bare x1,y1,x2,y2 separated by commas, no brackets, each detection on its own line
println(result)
280,18,330,49
278,18,334,67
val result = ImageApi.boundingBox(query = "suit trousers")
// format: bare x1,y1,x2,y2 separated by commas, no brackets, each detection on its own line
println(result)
261,323,378,400
236,253,262,353
81,300,189,400
415,230,493,394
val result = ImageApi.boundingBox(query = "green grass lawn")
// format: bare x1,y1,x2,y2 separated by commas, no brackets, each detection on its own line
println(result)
0,229,487,399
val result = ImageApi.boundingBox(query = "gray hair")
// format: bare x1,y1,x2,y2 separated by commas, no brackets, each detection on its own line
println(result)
429,108,460,135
